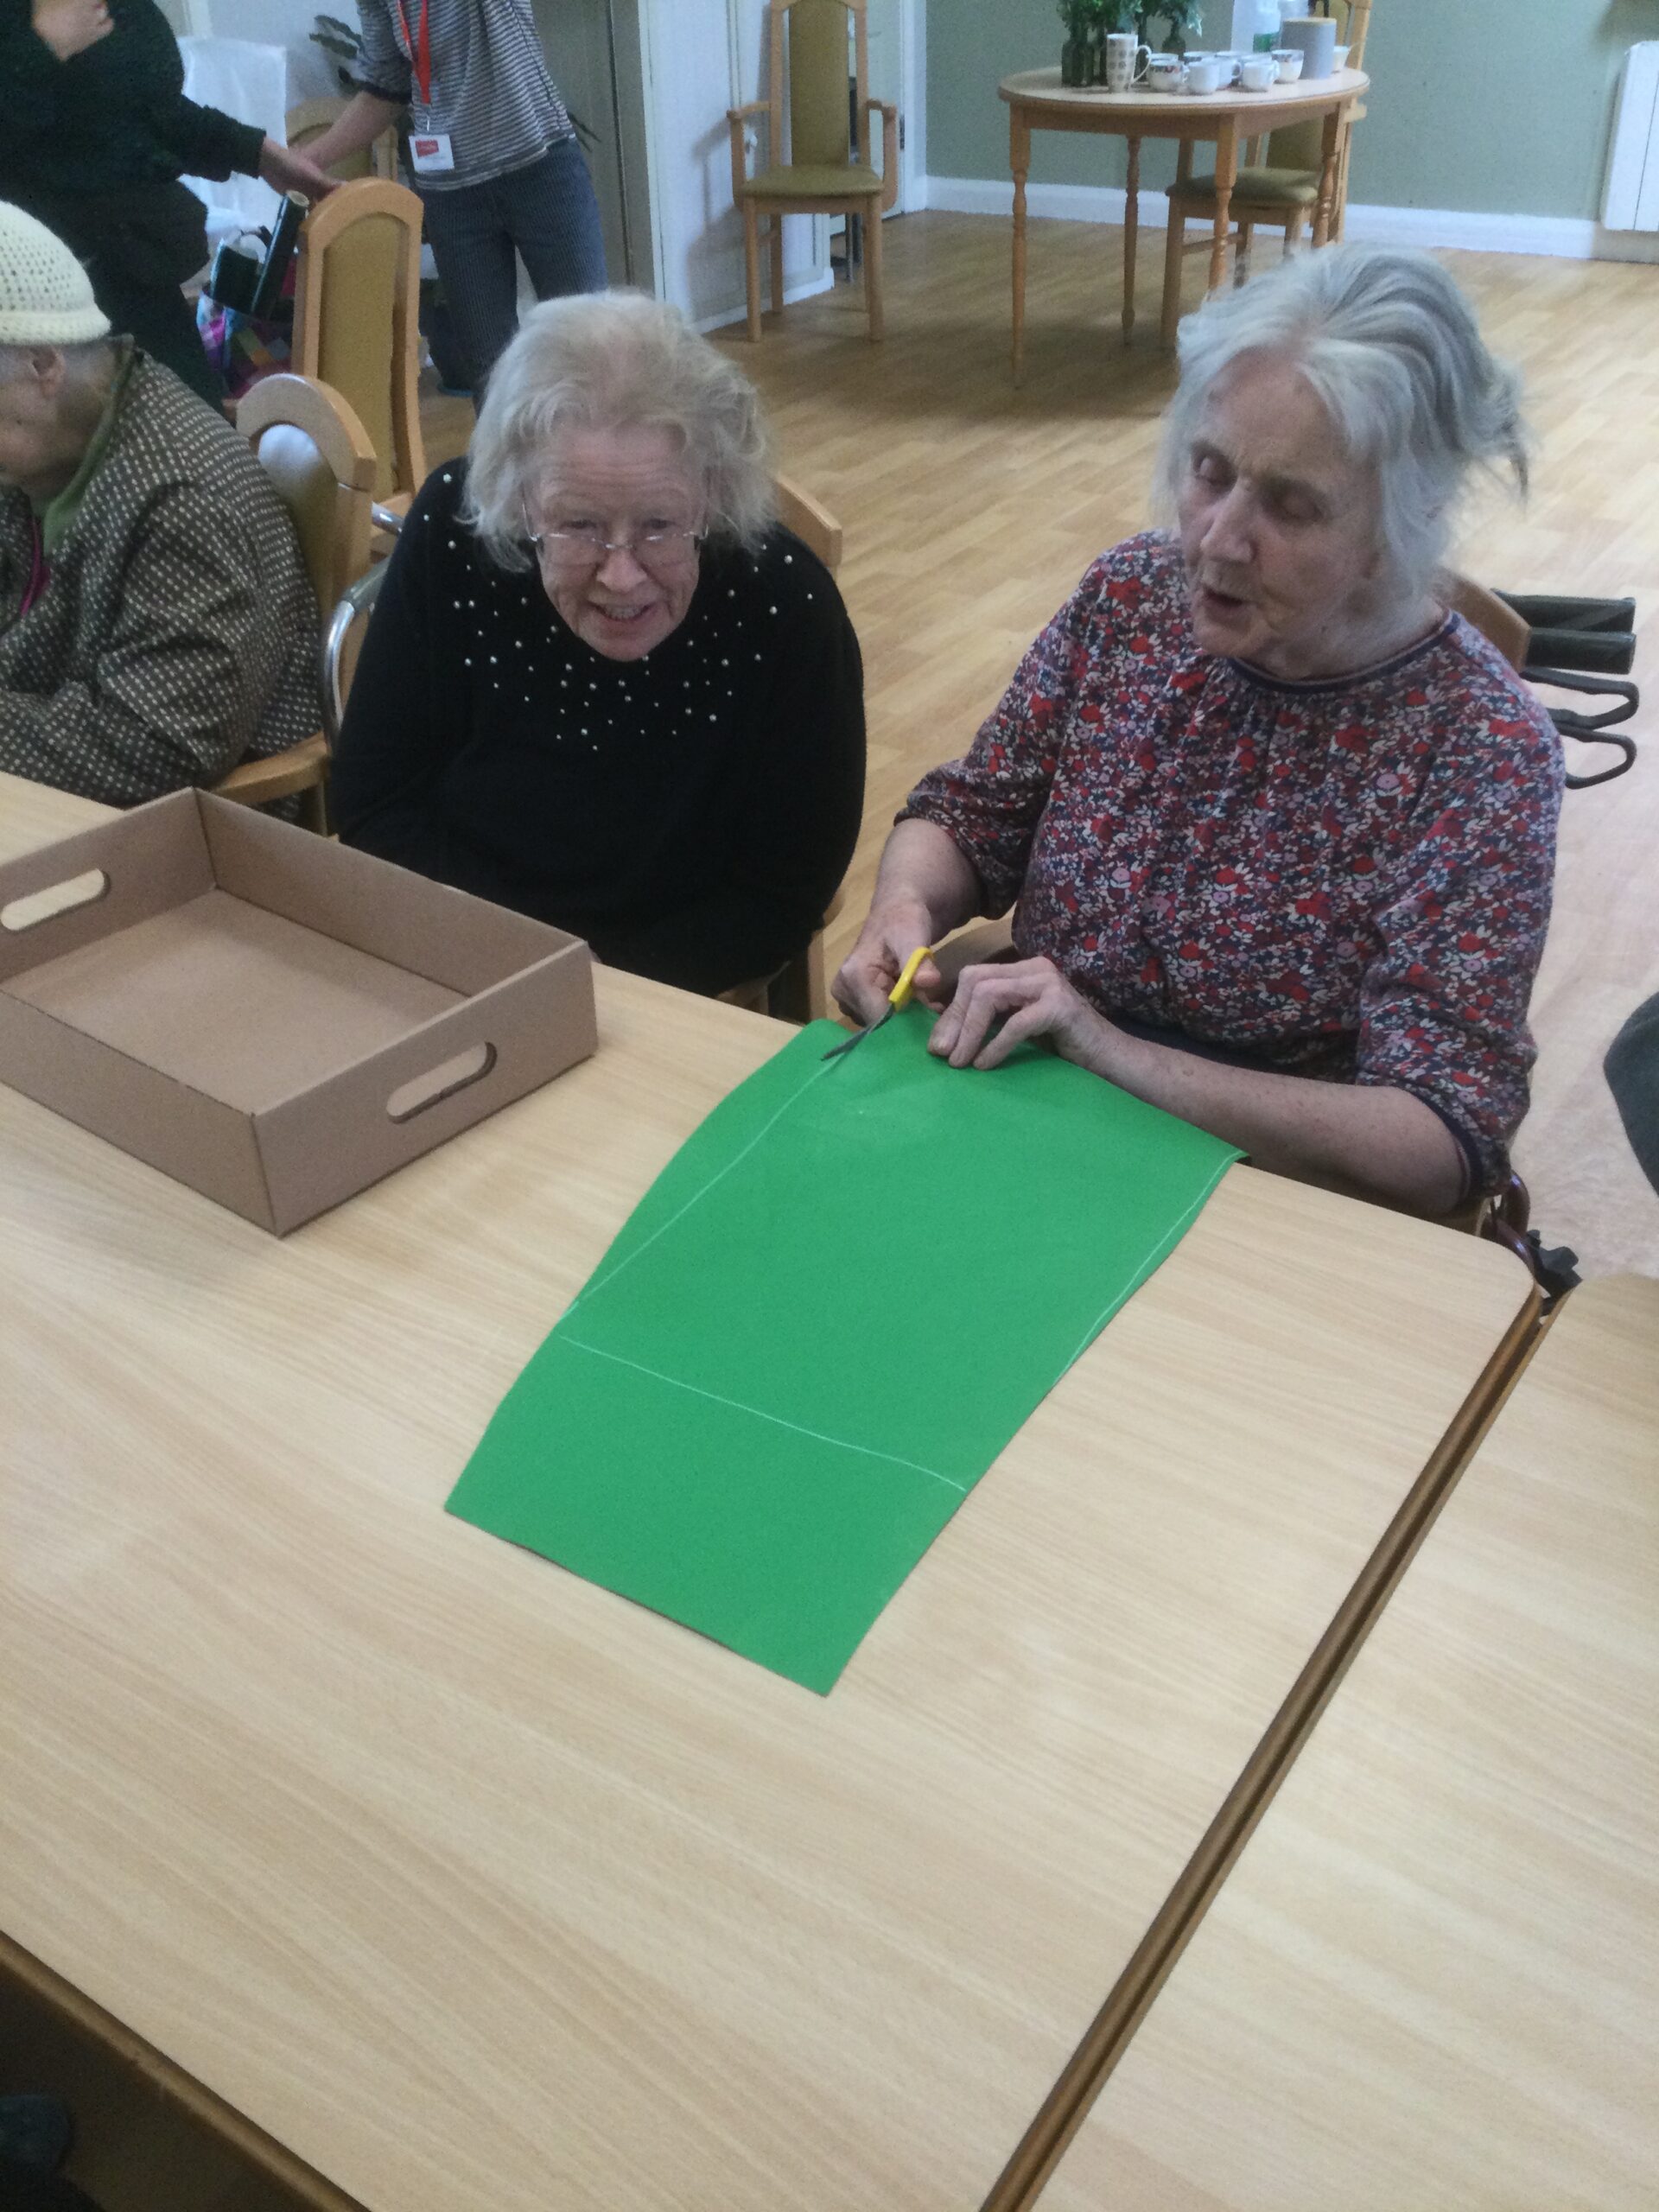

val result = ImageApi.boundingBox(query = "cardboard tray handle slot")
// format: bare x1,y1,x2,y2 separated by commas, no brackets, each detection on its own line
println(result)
1,869,111,935
386,1041,497,1122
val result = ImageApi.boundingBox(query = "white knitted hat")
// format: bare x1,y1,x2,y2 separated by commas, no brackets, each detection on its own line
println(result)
0,200,111,346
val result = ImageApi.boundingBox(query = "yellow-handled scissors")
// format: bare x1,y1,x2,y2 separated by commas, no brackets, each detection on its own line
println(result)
822,944,934,1061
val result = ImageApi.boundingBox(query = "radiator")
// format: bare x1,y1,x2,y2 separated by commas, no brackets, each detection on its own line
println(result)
1604,41,1659,230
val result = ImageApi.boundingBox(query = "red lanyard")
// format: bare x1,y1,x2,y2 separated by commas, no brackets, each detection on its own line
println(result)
392,0,434,107
20,514,48,620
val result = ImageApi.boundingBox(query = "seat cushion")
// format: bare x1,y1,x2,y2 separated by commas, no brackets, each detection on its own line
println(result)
742,162,882,200
1170,166,1321,209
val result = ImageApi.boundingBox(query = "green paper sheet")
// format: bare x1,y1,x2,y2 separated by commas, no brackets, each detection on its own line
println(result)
448,1012,1238,1692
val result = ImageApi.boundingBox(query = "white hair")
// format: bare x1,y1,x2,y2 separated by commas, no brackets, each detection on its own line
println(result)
463,291,776,569
1154,246,1528,596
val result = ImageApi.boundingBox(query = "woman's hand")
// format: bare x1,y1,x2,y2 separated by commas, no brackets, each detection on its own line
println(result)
257,137,340,202
928,957,1114,1073
833,905,948,1027
32,0,112,62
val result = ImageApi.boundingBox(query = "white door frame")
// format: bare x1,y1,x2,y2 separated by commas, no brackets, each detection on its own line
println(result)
897,0,925,214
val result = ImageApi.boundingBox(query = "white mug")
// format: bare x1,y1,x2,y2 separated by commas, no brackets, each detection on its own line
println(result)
1270,47,1304,79
1146,54,1185,91
1183,55,1224,94
1104,32,1152,91
1239,54,1275,90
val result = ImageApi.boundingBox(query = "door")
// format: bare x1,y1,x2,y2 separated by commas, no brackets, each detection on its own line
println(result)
864,0,905,211
530,0,647,286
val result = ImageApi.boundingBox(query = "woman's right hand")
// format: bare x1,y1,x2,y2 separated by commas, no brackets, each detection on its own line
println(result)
32,0,113,63
833,904,946,1027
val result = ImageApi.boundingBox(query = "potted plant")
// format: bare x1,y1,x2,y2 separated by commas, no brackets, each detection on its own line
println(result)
1059,0,1144,85
1134,1,1206,54
1058,0,1096,86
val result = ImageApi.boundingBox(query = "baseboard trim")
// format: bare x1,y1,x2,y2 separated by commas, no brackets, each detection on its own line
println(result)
921,175,1659,264
696,268,836,335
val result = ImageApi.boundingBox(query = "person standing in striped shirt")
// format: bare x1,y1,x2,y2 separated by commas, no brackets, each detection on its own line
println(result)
305,0,607,399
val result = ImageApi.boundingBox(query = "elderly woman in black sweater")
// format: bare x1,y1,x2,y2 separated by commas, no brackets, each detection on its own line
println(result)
333,293,866,998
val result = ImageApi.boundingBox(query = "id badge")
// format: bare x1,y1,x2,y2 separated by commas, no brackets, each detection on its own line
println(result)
409,131,455,175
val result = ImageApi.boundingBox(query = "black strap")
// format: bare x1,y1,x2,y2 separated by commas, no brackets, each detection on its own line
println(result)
1524,666,1641,789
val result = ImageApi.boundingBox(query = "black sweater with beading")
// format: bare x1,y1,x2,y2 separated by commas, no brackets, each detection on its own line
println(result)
333,464,867,996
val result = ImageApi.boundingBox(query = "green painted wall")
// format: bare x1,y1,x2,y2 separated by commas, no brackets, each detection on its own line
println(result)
927,0,1649,220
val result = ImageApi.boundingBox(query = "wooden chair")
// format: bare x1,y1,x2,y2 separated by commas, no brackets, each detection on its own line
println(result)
292,178,427,518
284,97,399,182
728,0,899,344
1444,573,1530,671
1161,0,1374,343
214,373,378,830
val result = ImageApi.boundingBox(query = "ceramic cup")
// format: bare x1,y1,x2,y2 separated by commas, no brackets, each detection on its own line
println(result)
1239,54,1275,90
1183,54,1224,94
1270,47,1305,80
1146,53,1184,91
1104,32,1153,90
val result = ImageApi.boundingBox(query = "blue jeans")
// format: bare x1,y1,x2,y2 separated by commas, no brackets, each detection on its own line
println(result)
418,137,607,397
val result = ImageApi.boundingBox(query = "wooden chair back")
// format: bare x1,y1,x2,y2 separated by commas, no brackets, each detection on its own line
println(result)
214,374,379,825
292,179,426,508
1340,0,1374,72
774,472,842,575
1266,0,1373,168
238,374,378,618
1445,574,1531,671
769,0,869,175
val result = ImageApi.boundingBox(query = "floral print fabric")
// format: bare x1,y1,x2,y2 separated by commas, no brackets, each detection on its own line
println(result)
900,533,1563,1193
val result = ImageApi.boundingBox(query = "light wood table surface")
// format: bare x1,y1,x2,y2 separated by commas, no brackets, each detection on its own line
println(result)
999,67,1369,378
1039,1272,1659,2211
2,773,1535,2212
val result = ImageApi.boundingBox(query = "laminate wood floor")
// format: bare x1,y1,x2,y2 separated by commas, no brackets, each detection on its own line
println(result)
424,212,1659,1277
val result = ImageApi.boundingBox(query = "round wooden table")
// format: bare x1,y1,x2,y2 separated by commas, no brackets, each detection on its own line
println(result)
998,65,1370,380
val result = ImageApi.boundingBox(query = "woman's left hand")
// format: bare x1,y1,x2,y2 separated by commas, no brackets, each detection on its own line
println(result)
928,957,1115,1074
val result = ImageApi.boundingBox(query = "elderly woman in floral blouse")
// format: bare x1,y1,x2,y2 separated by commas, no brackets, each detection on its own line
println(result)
836,246,1561,1216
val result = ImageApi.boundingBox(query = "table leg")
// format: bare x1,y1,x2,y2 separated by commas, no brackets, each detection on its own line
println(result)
1313,105,1342,245
1122,135,1141,346
1012,108,1030,385
1209,119,1238,296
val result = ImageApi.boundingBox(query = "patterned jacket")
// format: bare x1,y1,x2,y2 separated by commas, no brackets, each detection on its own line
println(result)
0,351,319,806
901,533,1563,1195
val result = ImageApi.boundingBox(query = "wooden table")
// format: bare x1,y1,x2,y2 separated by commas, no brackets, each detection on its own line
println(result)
999,67,1369,379
1,774,1535,2212
1037,1273,1659,2211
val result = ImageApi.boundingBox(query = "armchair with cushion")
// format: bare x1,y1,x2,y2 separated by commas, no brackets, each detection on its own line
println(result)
728,0,899,344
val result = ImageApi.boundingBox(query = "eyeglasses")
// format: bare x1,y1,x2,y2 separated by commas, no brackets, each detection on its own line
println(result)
522,501,705,574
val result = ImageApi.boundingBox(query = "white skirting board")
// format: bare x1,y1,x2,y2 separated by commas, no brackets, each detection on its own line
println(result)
696,269,837,335
919,174,1659,264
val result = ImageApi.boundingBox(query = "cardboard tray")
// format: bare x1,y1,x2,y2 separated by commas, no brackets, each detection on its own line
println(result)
0,789,597,1233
